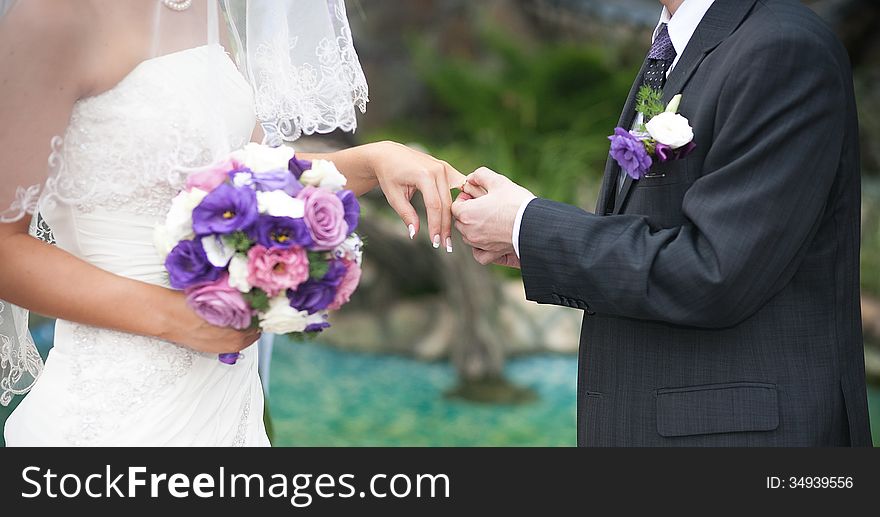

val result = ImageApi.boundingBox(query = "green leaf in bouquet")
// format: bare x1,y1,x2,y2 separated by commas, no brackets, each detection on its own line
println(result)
244,288,271,312
308,251,330,279
226,231,255,253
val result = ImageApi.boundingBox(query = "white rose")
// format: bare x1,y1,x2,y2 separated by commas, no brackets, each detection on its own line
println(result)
227,254,252,293
153,224,176,260
231,143,295,172
202,235,236,268
299,159,347,192
645,112,694,150
259,296,309,334
256,190,305,218
167,188,208,238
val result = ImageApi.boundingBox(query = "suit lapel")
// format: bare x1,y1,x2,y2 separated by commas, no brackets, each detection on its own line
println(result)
610,0,759,215
596,56,650,216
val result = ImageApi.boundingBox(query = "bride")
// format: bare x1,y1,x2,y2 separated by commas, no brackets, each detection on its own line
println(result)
0,0,465,446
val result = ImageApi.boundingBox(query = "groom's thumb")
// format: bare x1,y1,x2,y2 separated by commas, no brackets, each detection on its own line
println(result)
467,167,504,191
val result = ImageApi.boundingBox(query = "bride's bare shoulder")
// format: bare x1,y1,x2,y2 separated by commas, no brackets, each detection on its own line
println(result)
1,0,154,97
0,1,95,89
2,0,95,46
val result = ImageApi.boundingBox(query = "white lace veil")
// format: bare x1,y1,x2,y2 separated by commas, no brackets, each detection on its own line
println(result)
0,0,368,405
225,0,369,145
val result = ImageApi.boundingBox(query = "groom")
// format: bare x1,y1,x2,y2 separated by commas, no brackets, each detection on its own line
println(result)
452,0,872,446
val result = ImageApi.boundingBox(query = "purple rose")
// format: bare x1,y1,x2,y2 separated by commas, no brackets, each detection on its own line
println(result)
289,156,313,180
192,183,258,236
251,215,313,249
297,186,348,250
337,190,360,234
608,127,652,180
655,141,697,163
252,169,303,197
165,239,222,289
185,275,253,330
287,260,347,314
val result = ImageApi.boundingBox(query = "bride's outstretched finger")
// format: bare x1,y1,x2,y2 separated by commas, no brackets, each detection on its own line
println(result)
435,161,458,253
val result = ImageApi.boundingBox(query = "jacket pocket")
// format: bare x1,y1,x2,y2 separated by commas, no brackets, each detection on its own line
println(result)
655,382,779,438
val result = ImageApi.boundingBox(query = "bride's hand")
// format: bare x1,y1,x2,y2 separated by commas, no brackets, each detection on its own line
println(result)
159,291,261,355
326,141,467,252
368,142,466,251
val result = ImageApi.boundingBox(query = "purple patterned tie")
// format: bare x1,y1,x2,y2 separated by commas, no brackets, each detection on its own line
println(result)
643,23,676,90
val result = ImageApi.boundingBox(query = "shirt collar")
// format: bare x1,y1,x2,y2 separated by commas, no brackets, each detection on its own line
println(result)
653,0,716,57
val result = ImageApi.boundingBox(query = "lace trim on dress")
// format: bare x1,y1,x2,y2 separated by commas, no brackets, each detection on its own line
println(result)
0,184,42,223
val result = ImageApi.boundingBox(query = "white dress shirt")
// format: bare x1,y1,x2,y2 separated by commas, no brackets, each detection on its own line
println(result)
512,0,715,258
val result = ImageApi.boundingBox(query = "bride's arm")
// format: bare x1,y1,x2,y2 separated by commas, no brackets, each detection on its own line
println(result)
0,1,258,354
301,142,467,252
0,220,258,353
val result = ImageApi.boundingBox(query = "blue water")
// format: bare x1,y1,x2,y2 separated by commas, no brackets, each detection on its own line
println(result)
267,339,576,446
2,321,878,446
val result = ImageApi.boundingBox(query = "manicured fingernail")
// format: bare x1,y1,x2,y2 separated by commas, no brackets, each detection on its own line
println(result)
446,237,453,253
408,224,415,239
433,235,441,249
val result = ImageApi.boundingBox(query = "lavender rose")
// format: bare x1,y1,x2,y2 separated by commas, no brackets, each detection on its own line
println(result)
287,260,347,314
337,190,360,234
184,275,253,330
297,186,348,250
608,127,652,180
165,239,222,289
192,183,259,236
252,169,303,197
251,215,313,249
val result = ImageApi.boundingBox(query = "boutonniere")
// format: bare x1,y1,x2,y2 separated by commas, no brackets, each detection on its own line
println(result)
608,87,696,180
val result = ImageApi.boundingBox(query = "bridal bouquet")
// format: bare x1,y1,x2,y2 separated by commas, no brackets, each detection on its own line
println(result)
155,144,363,364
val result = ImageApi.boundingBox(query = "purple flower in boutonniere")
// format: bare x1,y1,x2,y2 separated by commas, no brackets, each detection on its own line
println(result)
655,141,697,163
608,127,653,180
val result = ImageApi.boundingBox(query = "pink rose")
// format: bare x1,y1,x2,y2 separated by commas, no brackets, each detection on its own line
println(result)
185,274,253,330
328,259,362,310
185,157,239,193
298,186,348,250
247,244,310,297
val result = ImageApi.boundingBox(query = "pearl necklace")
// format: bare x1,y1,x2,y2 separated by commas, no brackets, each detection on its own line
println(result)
162,0,193,11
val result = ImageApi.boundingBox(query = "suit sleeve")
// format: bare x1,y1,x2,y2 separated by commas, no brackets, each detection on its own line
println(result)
518,30,850,328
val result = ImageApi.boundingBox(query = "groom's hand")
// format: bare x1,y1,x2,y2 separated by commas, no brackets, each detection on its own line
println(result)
452,167,534,267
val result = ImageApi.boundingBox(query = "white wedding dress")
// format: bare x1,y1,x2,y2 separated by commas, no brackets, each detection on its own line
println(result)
4,44,270,446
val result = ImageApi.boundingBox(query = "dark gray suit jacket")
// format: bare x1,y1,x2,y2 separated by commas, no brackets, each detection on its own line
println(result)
519,0,872,446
